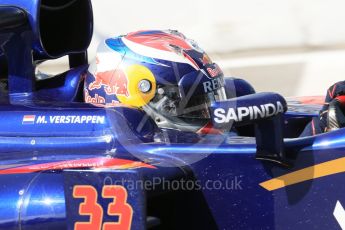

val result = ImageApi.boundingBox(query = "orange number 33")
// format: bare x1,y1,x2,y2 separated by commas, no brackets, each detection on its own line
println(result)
73,185,133,230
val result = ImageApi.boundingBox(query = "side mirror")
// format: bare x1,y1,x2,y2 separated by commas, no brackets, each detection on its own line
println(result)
0,0,93,96
210,92,290,167
1,0,93,59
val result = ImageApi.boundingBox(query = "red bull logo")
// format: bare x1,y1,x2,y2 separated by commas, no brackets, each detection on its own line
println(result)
84,90,106,104
88,69,130,97
206,64,222,78
84,90,121,107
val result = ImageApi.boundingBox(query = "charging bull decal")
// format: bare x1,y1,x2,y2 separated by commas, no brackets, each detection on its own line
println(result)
88,69,130,97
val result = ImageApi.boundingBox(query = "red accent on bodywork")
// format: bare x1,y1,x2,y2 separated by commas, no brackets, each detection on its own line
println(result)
294,96,325,105
197,122,223,135
0,158,156,175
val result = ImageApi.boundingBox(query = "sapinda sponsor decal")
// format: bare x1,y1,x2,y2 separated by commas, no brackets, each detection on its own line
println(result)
213,101,285,123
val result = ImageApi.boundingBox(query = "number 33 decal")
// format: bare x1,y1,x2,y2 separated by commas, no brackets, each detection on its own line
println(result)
73,185,133,230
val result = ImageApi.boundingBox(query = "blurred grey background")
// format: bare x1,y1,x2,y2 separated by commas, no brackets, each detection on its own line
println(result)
43,0,345,97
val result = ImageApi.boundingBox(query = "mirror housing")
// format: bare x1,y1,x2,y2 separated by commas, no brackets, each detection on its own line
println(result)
0,0,93,59
0,0,93,96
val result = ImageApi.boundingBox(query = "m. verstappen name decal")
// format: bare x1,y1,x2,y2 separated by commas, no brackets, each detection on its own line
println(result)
213,101,285,123
22,115,105,125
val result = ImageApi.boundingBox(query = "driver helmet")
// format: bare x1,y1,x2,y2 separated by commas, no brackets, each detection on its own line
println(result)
84,30,227,133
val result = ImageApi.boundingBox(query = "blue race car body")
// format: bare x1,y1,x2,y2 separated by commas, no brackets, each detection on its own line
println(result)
0,1,345,229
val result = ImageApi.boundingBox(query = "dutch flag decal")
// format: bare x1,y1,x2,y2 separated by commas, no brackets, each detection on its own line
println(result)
22,115,36,125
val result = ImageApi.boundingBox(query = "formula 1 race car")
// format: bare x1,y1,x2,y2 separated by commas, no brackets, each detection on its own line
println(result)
0,1,345,230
